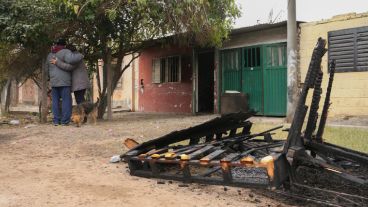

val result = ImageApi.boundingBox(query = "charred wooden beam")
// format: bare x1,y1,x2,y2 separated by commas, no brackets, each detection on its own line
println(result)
122,112,254,158
304,70,323,141
305,140,368,166
316,60,336,142
284,38,327,157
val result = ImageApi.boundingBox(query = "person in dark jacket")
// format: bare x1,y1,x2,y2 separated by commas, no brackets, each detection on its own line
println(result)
46,39,84,126
50,45,90,104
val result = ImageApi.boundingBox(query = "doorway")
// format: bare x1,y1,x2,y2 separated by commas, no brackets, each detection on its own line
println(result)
197,51,214,113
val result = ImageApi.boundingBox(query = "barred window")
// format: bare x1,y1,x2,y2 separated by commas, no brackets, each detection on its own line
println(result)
152,56,181,83
160,58,166,83
244,47,260,67
328,26,368,72
167,56,180,82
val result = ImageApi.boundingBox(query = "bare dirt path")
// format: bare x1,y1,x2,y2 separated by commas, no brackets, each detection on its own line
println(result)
0,113,291,207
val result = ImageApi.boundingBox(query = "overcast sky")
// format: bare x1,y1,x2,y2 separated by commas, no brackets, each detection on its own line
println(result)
234,0,368,28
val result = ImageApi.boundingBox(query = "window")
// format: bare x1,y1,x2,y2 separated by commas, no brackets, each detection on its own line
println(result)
328,26,368,72
244,47,261,67
152,56,181,83
167,56,180,82
266,45,286,67
222,49,239,71
160,58,166,83
152,59,161,83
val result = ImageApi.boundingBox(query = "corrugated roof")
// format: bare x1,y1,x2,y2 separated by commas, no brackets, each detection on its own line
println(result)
231,20,304,35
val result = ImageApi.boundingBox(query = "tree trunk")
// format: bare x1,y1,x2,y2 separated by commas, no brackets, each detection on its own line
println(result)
106,49,112,120
0,79,11,116
97,93,107,119
40,58,48,123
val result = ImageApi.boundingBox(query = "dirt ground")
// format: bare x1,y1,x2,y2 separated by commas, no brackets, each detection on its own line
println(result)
0,112,293,207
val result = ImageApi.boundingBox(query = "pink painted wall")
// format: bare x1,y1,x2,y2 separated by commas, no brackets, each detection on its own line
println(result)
138,45,193,113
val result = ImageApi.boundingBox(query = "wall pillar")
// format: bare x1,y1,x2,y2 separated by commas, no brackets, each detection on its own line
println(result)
287,0,298,122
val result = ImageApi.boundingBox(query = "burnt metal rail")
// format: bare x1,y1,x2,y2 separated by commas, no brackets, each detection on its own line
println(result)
123,38,368,206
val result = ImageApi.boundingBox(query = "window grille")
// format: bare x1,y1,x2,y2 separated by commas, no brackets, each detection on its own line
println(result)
328,26,368,72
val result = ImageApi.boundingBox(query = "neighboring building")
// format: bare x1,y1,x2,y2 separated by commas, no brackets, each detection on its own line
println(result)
300,12,368,117
137,21,296,116
8,79,40,112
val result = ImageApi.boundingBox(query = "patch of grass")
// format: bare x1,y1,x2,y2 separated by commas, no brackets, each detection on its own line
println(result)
323,126,368,153
251,123,368,153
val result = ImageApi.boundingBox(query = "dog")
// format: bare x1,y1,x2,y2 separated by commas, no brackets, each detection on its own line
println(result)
71,99,99,127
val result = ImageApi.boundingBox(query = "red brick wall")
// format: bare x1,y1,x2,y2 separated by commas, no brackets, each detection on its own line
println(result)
138,45,193,113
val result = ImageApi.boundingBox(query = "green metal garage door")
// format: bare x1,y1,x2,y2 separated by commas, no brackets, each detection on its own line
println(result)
221,43,287,116
241,46,264,115
222,49,241,92
263,43,287,116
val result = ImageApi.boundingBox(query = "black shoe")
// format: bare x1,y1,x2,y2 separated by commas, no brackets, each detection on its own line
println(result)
61,123,69,126
54,123,59,126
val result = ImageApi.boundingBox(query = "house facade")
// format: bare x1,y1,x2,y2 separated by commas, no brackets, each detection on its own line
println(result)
136,21,294,116
300,12,368,117
138,45,194,113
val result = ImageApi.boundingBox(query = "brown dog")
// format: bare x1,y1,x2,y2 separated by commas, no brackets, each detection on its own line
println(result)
71,99,99,127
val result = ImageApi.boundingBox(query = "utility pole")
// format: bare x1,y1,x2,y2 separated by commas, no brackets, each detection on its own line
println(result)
287,0,298,122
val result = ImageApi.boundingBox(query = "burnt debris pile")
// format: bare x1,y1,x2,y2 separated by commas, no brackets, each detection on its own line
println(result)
122,38,368,207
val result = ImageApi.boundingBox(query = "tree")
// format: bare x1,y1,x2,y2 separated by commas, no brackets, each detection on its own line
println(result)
0,0,72,118
56,0,240,119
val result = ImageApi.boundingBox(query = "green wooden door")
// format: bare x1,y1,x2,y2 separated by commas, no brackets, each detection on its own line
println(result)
263,43,287,116
222,49,241,92
241,46,263,114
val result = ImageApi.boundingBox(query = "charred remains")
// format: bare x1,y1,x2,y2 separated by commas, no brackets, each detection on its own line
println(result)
123,38,368,206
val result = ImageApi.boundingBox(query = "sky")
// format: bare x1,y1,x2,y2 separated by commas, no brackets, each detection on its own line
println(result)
234,0,368,28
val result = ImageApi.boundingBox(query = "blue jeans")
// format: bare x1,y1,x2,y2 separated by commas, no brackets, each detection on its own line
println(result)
51,86,72,125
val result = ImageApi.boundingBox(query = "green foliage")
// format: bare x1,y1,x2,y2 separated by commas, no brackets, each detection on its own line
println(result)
55,0,240,59
152,0,241,47
0,0,59,50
